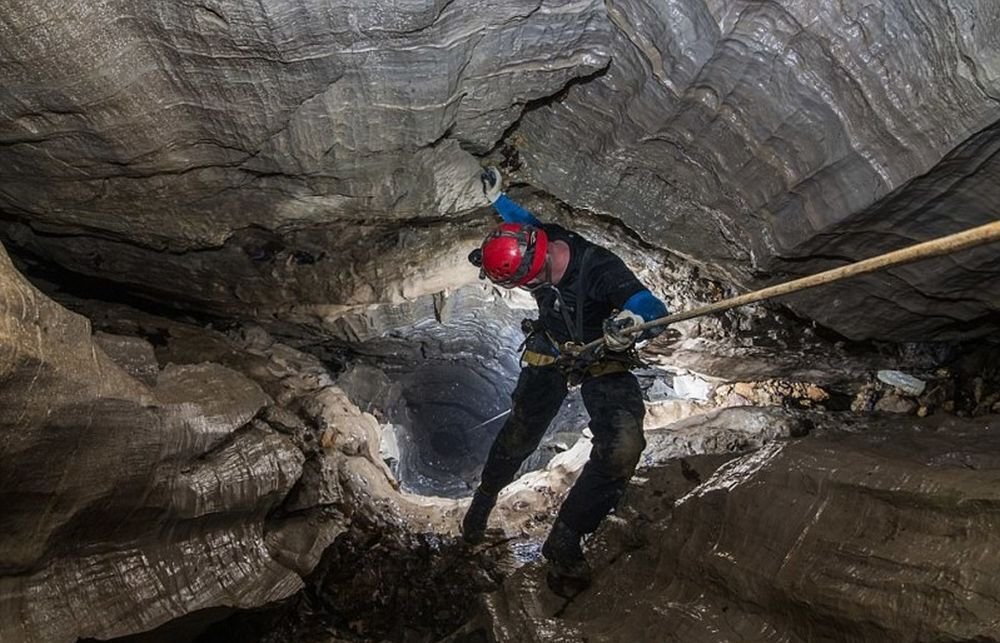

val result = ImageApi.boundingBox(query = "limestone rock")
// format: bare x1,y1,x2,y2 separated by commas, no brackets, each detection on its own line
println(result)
0,0,612,335
874,392,919,414
642,406,812,467
484,412,1000,642
0,245,310,643
0,1,609,244
0,1,995,343
514,0,1000,341
92,331,159,385
265,511,349,578
1,1,1000,640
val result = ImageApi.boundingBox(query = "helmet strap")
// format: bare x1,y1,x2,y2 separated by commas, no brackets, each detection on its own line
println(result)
522,254,553,290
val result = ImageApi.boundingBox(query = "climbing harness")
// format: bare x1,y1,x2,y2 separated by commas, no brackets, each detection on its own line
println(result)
517,246,637,385
519,320,641,386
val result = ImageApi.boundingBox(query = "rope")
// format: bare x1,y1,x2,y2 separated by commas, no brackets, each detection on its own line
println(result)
574,219,1000,355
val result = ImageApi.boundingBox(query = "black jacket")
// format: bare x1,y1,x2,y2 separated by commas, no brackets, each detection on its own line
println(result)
531,224,645,345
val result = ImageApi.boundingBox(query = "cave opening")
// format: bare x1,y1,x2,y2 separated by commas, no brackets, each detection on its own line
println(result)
332,283,598,500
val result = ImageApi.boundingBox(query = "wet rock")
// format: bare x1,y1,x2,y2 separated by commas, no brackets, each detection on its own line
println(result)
874,392,919,415
472,452,738,642
285,453,344,512
154,362,272,444
265,511,349,577
160,426,304,518
0,2,998,642
0,0,610,321
516,0,1000,342
92,331,159,386
642,406,812,468
261,405,308,435
0,245,321,643
0,0,995,357
482,412,1000,642
0,245,473,643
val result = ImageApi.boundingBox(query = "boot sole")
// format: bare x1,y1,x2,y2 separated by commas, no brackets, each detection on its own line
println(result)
546,569,591,598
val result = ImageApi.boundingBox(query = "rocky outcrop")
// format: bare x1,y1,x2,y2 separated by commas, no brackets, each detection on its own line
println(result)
0,0,610,324
0,243,313,642
0,245,288,641
514,0,1000,340
481,410,1000,642
0,241,466,642
0,1,608,245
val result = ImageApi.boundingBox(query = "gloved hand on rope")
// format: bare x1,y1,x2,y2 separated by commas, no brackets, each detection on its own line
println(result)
481,166,503,204
602,310,644,352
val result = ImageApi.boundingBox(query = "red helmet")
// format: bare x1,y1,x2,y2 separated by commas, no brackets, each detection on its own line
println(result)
479,223,549,288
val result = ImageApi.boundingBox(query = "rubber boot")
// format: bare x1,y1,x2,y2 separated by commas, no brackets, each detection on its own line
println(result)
542,519,592,597
461,489,497,545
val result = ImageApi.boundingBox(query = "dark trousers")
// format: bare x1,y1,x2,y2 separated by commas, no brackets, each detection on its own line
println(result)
478,366,646,534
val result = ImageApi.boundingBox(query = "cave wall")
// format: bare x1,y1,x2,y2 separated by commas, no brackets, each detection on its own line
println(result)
0,242,297,641
514,0,1000,339
0,0,608,244
483,410,1000,642
0,0,997,341
0,0,609,325
0,238,466,643
2,3,999,640
0,0,554,317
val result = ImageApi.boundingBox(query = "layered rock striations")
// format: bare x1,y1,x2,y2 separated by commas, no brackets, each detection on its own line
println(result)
514,0,1000,340
0,0,610,323
0,243,299,642
0,1,610,242
0,1,997,340
1,1,1000,641
483,411,1000,642
0,241,461,642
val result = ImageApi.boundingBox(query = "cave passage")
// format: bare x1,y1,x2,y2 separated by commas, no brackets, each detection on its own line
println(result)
331,287,598,499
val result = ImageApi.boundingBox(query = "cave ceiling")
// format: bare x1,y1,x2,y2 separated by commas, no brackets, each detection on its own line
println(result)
1,0,999,339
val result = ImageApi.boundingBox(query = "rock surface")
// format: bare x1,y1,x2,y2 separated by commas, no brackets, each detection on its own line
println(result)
0,243,297,642
0,0,609,328
478,410,1000,642
0,1,997,341
0,242,466,643
0,1,608,244
514,0,1000,340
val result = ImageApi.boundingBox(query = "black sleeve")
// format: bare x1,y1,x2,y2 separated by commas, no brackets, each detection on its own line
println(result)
585,247,646,310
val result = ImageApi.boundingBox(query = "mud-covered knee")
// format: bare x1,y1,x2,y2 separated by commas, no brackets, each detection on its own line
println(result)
608,414,645,475
496,433,530,457
495,423,538,458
